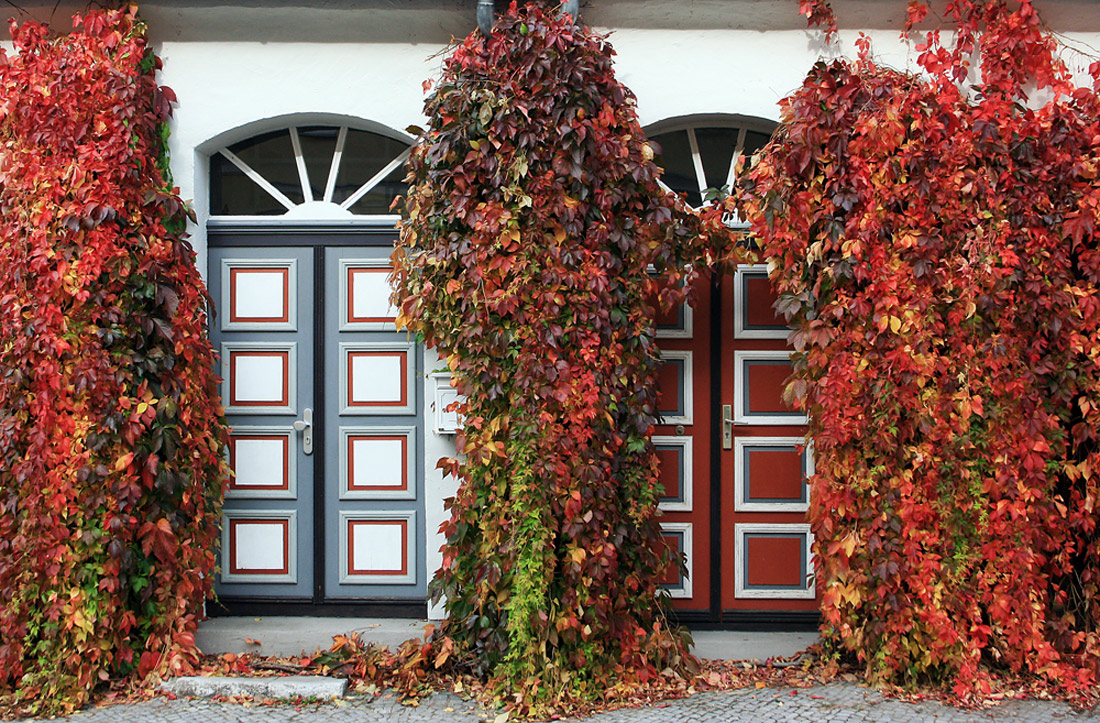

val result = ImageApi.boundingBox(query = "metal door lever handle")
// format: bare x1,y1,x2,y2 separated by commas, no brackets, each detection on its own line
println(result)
722,404,733,450
293,407,313,455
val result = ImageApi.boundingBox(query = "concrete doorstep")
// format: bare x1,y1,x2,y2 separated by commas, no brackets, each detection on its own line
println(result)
195,616,432,658
193,616,819,670
161,675,347,699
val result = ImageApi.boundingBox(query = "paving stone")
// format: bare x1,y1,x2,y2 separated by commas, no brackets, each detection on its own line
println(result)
39,683,1100,723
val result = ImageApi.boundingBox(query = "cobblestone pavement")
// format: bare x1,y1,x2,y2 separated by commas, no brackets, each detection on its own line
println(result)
48,684,1099,722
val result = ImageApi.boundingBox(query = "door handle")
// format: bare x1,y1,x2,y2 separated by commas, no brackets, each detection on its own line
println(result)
722,404,733,450
293,407,313,455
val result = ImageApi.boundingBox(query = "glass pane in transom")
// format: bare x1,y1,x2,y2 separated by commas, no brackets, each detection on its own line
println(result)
210,150,288,216
694,127,739,192
297,126,341,202
230,129,305,207
651,130,702,208
332,129,410,210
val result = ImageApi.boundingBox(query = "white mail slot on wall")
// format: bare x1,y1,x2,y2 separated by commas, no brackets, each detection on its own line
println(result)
431,372,465,435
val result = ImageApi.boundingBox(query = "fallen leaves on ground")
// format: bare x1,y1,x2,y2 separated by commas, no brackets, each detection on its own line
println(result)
11,636,1096,721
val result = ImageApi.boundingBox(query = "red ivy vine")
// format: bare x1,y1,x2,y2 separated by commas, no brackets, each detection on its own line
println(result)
733,0,1100,697
393,1,730,710
0,7,228,715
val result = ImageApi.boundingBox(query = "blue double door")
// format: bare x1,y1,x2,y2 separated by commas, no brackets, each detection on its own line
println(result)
208,241,425,610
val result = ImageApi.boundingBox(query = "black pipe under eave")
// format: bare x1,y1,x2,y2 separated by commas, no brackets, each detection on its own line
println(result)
477,0,580,35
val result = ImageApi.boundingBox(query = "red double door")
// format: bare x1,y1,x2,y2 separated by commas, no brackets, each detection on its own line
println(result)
654,266,817,625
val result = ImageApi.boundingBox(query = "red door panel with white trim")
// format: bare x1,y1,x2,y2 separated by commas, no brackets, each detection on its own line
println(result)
720,265,816,613
653,282,711,611
655,267,816,619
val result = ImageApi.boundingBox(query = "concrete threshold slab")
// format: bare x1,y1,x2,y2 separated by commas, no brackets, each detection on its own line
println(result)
691,631,819,661
196,616,820,664
197,616,430,657
162,675,347,699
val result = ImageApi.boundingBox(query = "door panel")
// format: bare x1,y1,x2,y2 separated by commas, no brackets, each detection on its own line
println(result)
653,281,712,611
210,247,315,599
323,247,425,600
210,243,425,605
656,266,816,617
720,264,817,612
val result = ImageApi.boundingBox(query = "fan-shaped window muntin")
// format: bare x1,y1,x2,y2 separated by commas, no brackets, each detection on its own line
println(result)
648,121,773,219
210,125,411,218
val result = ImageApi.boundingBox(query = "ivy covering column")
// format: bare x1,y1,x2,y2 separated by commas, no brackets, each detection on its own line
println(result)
393,1,731,711
0,8,228,715
736,0,1100,699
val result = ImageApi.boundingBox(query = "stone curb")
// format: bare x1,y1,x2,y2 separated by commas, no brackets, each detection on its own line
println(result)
161,675,348,699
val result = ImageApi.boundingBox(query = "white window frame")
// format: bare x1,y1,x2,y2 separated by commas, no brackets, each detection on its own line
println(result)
733,350,806,426
733,263,790,340
660,521,694,599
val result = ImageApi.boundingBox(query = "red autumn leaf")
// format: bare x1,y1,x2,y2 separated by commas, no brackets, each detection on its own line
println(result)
0,6,229,715
739,0,1100,697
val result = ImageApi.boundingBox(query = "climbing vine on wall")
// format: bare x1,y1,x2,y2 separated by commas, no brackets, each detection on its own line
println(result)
393,1,732,710
0,7,228,715
732,0,1100,696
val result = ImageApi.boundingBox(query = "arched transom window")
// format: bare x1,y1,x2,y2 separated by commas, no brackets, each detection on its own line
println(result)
210,125,411,219
647,119,775,221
